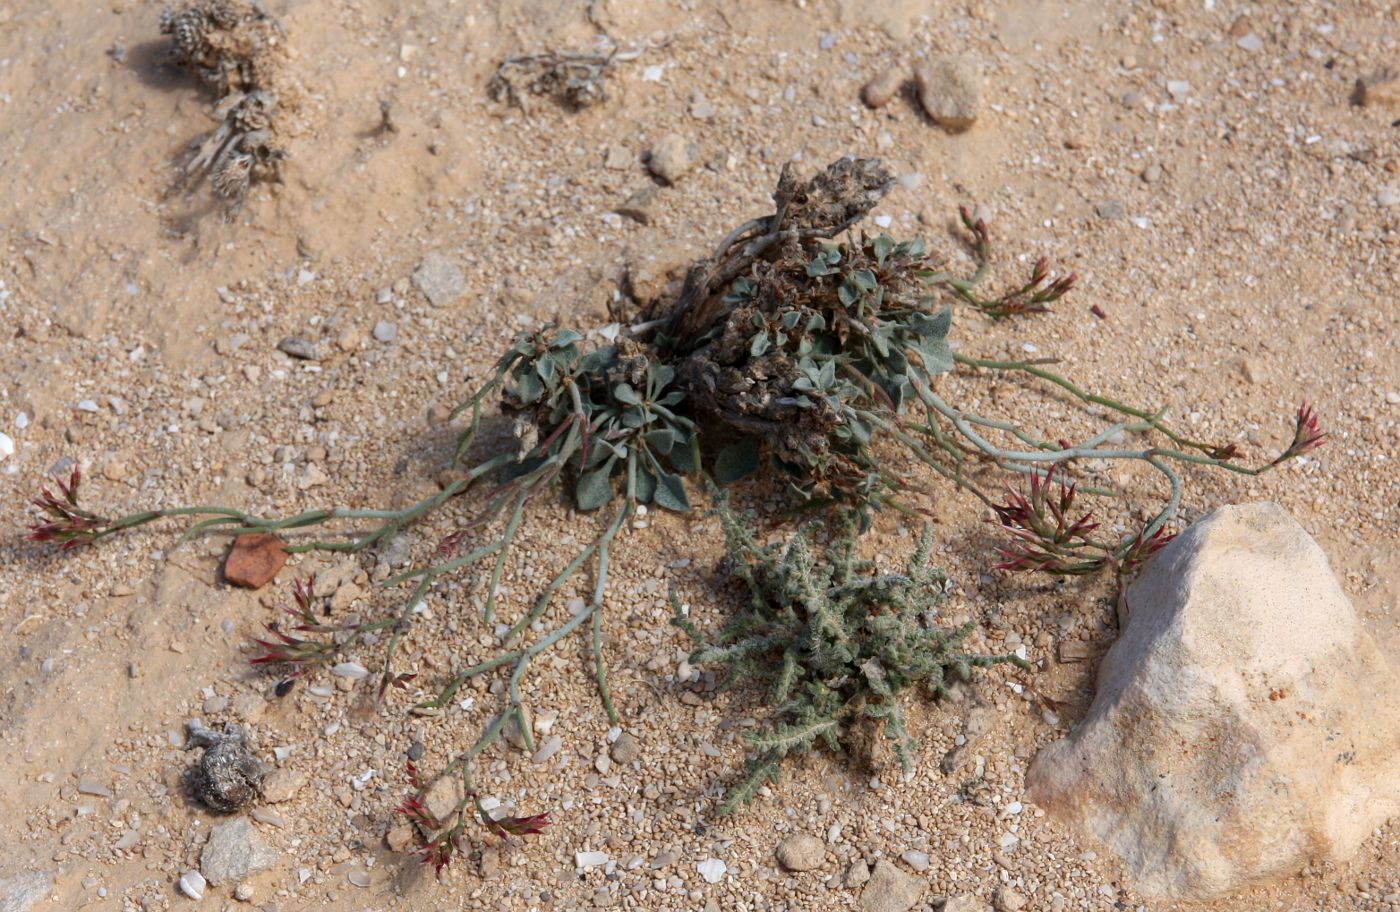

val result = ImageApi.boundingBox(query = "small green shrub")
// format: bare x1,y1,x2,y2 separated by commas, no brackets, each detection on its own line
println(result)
672,498,1028,813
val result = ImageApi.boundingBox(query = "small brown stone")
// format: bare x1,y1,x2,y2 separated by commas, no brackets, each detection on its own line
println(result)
1226,14,1252,38
616,186,659,225
1057,640,1093,663
775,833,826,871
610,731,642,764
479,847,501,878
861,66,904,109
914,55,980,132
224,534,288,589
1353,70,1400,111
385,823,414,853
859,859,924,912
259,768,305,803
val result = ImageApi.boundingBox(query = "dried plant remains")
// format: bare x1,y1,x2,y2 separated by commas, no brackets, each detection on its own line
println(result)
160,0,289,205
184,720,267,813
488,45,646,112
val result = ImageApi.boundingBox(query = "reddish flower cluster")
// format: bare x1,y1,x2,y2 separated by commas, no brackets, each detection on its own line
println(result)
437,528,470,556
1114,524,1177,577
958,205,992,262
485,811,552,839
396,793,440,831
395,761,551,878
249,577,338,671
26,468,113,549
1273,400,1328,466
957,207,1077,318
990,465,1102,575
990,465,1178,577
415,832,461,877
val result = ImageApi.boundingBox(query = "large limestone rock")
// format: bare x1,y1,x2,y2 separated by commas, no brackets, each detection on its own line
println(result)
1028,502,1400,900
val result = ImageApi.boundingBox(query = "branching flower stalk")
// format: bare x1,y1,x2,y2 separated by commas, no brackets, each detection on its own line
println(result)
26,464,482,553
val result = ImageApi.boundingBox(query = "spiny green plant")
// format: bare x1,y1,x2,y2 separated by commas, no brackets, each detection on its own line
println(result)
671,496,1027,814
24,155,1325,873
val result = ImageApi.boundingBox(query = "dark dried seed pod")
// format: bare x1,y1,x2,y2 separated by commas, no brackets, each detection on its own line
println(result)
211,152,253,199
191,736,265,812
208,0,241,29
162,8,212,62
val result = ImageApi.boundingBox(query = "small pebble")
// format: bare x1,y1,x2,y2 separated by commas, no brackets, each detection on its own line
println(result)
610,732,641,764
372,320,397,342
412,253,466,308
776,833,826,871
914,55,980,131
689,91,716,119
277,337,320,361
861,66,904,108
260,768,304,804
576,850,608,869
995,886,1028,912
532,735,563,764
846,859,871,887
386,823,414,852
647,133,700,184
233,883,254,902
0,431,13,462
1095,199,1126,220
603,144,631,169
901,850,931,872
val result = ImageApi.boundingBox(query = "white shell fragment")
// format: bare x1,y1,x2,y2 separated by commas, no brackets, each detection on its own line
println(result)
697,858,727,883
330,661,369,679
178,869,206,900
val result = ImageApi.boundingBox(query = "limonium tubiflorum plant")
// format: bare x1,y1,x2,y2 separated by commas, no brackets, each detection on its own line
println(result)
26,156,1325,872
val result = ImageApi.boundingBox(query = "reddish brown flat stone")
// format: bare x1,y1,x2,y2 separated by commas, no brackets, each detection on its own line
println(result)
224,533,287,589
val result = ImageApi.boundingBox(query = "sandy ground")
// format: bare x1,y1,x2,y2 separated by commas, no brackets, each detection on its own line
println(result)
2,0,1399,910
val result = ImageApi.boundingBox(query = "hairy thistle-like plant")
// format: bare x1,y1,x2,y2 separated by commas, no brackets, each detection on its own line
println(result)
672,497,1027,814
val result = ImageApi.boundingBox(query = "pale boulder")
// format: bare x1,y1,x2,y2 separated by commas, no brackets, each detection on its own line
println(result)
1028,502,1400,900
